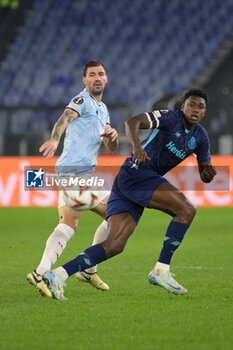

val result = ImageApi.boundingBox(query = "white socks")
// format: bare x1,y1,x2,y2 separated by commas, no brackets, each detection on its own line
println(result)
54,266,69,281
153,261,170,275
92,220,108,245
36,224,75,275
51,221,109,281
36,221,108,276
85,220,108,274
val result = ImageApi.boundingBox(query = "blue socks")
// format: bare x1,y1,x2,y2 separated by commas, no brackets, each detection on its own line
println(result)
62,221,189,277
62,244,107,277
158,221,189,264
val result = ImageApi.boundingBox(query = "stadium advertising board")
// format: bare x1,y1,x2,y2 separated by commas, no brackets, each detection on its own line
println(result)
0,156,232,207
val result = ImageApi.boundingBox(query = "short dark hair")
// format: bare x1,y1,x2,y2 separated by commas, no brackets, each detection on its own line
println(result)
83,60,107,76
183,88,208,105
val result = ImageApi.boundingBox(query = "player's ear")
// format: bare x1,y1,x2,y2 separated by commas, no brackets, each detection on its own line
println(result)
82,76,86,85
181,103,184,111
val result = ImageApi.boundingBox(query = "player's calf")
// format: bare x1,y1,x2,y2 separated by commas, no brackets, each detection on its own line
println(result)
175,200,196,226
102,239,126,258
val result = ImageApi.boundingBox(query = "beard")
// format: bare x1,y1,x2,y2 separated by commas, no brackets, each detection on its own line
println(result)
91,89,103,96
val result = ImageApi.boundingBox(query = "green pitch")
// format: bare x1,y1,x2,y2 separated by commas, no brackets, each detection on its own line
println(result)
0,207,232,350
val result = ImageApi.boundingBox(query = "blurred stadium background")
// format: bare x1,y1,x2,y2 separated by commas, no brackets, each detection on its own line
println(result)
0,4,232,349
0,0,233,157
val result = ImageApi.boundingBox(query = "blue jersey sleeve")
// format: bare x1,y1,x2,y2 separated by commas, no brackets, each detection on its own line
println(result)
154,110,177,130
194,128,211,163
66,95,86,116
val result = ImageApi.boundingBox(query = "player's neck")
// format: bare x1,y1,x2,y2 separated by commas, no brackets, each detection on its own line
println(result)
87,89,103,104
183,119,194,131
92,94,102,104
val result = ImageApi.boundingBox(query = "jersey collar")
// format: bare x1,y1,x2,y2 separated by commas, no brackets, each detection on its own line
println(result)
84,88,102,106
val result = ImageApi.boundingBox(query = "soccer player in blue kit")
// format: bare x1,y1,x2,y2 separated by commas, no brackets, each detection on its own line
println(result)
27,61,119,297
42,88,217,299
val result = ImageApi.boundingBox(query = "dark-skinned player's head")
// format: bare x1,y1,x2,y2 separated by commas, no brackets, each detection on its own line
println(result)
183,88,208,105
181,88,208,129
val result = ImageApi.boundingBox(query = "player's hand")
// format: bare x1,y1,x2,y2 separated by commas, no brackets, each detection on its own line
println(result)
100,125,118,142
201,164,217,183
132,147,151,167
39,138,59,158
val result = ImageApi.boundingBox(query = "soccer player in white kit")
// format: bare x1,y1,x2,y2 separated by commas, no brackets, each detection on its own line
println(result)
27,61,119,297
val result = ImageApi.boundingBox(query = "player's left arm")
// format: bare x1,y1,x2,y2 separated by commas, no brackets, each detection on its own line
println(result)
198,161,217,183
100,124,119,151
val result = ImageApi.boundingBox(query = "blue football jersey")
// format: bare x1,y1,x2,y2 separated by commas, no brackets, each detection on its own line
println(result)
140,110,211,175
56,89,110,175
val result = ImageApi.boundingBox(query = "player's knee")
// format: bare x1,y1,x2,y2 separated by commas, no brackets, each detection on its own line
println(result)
188,203,197,220
182,203,196,224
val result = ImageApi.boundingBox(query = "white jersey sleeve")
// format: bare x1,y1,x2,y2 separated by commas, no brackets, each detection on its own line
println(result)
66,96,86,116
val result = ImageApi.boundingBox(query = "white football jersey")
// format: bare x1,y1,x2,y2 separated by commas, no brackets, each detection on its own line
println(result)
56,89,110,175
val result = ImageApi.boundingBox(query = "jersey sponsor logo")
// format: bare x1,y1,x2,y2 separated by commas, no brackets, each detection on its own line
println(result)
188,136,196,150
73,97,84,105
165,141,186,160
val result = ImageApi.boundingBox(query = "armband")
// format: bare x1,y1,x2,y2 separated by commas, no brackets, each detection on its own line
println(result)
145,112,160,129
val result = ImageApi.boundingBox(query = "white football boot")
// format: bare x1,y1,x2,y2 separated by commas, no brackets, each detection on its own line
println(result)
43,270,67,300
76,271,109,291
148,271,187,295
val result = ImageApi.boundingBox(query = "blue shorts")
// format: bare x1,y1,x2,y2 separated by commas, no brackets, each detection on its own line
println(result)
106,159,167,224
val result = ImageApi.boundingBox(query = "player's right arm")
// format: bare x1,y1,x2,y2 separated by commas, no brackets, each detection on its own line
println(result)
39,108,79,158
125,111,169,166
124,113,151,166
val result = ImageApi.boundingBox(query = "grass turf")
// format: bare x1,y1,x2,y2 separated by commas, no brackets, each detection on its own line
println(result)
0,207,232,350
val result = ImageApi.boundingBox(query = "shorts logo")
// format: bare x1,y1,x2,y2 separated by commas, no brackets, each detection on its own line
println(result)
188,136,196,150
73,97,84,105
26,168,44,188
